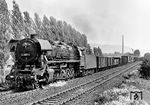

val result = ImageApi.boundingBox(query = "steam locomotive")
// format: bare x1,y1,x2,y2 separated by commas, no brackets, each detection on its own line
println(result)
5,34,132,90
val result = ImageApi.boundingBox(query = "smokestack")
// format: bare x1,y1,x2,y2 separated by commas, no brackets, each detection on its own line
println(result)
122,35,124,55
31,34,37,39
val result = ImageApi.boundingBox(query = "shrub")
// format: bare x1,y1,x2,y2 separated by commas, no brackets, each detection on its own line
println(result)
138,59,150,79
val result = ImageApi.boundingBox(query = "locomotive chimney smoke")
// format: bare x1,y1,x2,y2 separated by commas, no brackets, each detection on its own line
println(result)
31,34,37,39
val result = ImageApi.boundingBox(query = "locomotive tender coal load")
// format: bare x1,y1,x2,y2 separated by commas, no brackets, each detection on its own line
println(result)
5,34,133,90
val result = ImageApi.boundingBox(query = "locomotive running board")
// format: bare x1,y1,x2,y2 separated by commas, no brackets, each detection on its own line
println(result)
47,60,80,64
44,56,80,64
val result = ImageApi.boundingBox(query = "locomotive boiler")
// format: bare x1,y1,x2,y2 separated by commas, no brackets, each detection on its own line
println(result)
5,34,80,89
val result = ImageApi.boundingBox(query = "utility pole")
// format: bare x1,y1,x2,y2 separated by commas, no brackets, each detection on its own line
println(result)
122,35,124,56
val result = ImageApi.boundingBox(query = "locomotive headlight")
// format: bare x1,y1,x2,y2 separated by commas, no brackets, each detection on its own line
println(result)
10,75,14,78
30,76,35,78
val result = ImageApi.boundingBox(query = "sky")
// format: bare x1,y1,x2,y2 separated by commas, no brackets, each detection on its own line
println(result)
5,0,150,55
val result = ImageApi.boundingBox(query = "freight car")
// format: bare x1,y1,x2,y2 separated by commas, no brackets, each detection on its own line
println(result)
113,57,121,67
5,34,130,90
80,54,121,76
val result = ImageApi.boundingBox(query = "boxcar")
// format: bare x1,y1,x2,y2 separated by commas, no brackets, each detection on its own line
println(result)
128,55,134,62
113,57,121,66
96,57,107,69
121,56,128,64
111,57,114,66
107,57,114,67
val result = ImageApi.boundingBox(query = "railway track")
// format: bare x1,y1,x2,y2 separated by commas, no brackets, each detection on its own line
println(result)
0,90,13,97
0,62,140,105
0,84,14,97
31,62,140,105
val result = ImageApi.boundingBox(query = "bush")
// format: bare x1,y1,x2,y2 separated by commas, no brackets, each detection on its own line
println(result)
138,59,150,79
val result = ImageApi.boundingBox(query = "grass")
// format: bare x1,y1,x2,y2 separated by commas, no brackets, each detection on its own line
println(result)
94,70,149,105
94,84,148,105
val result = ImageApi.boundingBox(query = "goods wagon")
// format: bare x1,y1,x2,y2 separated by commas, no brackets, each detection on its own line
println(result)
107,57,114,67
96,57,107,69
113,57,121,66
121,56,128,64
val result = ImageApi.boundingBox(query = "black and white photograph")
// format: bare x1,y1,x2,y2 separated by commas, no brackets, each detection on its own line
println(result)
0,0,150,105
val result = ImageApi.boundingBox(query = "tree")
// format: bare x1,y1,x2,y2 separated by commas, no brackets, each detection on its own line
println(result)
82,34,88,47
86,44,92,54
138,52,150,79
49,16,59,40
62,21,69,43
29,17,37,35
11,0,24,39
23,11,31,37
0,0,9,40
0,0,10,66
144,53,150,60
66,24,74,44
0,0,9,36
93,47,103,56
139,59,150,79
34,12,44,38
134,49,140,57
93,47,98,56
97,47,103,56
42,15,53,40
5,0,91,53
57,20,64,42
